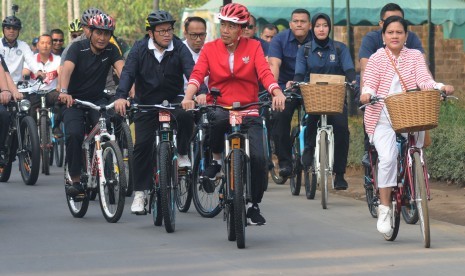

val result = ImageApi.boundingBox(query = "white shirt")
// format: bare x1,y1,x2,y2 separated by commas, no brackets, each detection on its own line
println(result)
24,53,61,90
148,38,174,63
0,38,41,82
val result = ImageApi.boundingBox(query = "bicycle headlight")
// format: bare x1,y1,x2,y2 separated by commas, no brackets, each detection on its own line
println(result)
19,99,31,111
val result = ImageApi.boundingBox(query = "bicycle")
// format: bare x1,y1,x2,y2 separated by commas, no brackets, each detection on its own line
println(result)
258,90,286,186
360,91,455,248
0,99,40,185
112,112,134,197
17,80,56,175
64,99,126,223
129,101,186,233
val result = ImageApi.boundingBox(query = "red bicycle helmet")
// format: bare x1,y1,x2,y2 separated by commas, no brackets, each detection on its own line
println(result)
218,3,249,25
88,13,115,32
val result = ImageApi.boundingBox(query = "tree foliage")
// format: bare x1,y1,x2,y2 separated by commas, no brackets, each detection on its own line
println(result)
1,0,209,46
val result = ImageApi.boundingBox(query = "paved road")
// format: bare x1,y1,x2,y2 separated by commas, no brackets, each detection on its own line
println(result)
1,166,465,275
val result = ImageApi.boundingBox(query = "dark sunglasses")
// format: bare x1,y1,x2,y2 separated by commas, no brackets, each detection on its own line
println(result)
52,39,64,43
71,34,79,39
246,25,255,30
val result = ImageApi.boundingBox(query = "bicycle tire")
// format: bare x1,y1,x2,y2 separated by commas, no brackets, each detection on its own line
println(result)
40,115,50,175
0,135,17,182
305,170,316,200
413,152,430,248
117,121,134,196
289,127,302,196
383,192,400,241
231,149,246,249
319,131,328,209
54,122,65,167
65,160,89,218
159,142,176,233
269,136,287,185
98,141,126,223
365,163,378,218
151,190,163,226
226,203,236,241
176,169,192,213
191,140,222,218
19,116,40,186
401,182,419,224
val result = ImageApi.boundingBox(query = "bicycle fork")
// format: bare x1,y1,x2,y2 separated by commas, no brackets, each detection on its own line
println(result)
314,115,335,187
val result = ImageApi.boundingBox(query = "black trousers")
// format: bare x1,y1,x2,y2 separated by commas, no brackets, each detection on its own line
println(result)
62,98,108,178
0,105,9,151
271,98,301,168
133,106,194,191
305,105,350,174
208,109,267,204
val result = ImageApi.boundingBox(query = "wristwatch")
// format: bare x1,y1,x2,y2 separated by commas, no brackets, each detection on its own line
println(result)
60,88,68,94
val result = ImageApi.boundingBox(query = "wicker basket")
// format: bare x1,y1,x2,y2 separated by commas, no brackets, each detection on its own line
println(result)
384,90,441,133
300,83,345,115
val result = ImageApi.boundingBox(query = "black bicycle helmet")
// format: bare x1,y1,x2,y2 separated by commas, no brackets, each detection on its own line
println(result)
81,7,103,26
2,15,22,29
145,10,176,31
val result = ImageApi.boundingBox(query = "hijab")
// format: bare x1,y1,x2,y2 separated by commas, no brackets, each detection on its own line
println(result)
311,13,331,47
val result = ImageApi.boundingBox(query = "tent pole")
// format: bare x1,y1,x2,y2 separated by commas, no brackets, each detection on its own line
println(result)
331,0,334,40
427,0,435,77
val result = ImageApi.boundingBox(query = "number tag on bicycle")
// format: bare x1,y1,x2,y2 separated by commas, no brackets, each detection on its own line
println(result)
229,111,243,125
159,111,171,122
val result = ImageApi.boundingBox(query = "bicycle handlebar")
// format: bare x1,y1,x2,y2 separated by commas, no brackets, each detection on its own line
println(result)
187,101,272,113
73,99,115,111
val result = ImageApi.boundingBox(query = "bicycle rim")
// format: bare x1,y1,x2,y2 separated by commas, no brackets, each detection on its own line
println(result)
413,152,430,248
231,149,246,249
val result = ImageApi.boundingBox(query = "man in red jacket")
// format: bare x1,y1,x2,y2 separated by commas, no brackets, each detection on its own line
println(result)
182,3,286,225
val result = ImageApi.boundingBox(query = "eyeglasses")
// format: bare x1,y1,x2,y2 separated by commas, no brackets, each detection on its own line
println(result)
246,25,255,30
153,28,174,36
188,33,207,40
71,34,79,39
52,39,64,43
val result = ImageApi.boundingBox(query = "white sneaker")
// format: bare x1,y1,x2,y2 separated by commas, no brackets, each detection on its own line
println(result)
178,155,191,168
131,191,146,214
377,205,392,234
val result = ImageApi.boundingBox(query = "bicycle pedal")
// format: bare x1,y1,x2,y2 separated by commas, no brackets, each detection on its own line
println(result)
73,194,86,202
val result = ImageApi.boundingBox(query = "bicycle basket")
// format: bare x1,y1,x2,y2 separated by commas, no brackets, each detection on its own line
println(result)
384,90,441,133
300,83,345,115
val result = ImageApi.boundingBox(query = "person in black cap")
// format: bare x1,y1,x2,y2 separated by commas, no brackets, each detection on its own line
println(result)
31,37,38,53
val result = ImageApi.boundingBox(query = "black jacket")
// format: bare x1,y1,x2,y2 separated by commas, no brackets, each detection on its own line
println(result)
115,36,194,104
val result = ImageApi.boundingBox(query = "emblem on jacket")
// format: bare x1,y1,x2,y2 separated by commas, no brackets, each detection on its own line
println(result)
242,56,250,64
16,49,22,56
330,54,336,62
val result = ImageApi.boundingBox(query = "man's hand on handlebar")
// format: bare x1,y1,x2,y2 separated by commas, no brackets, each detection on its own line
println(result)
272,89,286,112
114,98,130,116
182,96,196,110
441,85,454,96
58,93,74,108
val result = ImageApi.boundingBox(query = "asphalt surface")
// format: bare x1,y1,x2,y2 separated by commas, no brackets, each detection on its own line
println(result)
1,166,465,275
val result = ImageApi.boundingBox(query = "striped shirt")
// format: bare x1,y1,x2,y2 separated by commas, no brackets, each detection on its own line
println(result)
362,47,443,135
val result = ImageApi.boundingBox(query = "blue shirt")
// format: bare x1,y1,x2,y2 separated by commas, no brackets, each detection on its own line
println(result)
268,29,312,88
358,29,424,60
294,39,355,82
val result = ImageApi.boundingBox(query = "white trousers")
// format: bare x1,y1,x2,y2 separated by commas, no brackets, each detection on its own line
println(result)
371,111,425,188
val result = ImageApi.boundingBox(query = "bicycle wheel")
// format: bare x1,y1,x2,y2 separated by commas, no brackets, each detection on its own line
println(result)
116,121,134,196
364,164,378,218
65,160,89,218
192,140,222,218
231,148,246,249
401,182,419,224
18,116,40,186
305,170,316,200
98,141,126,223
289,127,302,196
226,203,236,241
319,131,329,209
0,135,17,182
413,152,430,248
40,115,51,175
269,137,286,184
176,168,192,213
383,192,400,241
159,142,176,233
151,190,163,226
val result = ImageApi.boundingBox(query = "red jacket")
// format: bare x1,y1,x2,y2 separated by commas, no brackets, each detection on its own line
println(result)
188,37,279,109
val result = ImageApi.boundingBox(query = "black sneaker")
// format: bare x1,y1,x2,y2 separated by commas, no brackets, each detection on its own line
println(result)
301,147,314,167
53,127,63,138
247,204,266,225
279,166,291,178
204,160,222,180
361,151,370,167
66,182,85,197
334,174,348,190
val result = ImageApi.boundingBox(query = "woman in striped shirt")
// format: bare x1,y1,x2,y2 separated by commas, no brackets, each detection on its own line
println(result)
360,16,454,234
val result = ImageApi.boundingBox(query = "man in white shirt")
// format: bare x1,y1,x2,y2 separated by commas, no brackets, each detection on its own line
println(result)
0,16,44,82
182,16,207,94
